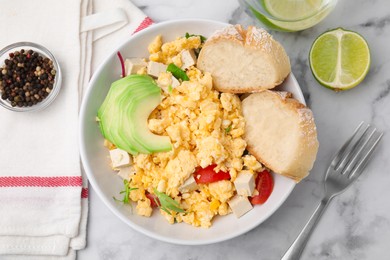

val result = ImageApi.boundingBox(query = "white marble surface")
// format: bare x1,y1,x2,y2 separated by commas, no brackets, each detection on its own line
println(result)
79,0,390,259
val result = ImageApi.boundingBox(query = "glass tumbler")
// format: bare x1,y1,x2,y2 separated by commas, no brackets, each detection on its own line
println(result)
240,0,338,32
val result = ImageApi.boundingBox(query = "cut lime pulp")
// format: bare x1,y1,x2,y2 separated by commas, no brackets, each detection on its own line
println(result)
309,28,371,91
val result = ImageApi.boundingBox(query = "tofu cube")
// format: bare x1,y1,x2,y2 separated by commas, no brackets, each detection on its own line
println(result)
125,58,147,75
109,148,132,168
234,171,255,197
180,49,197,70
171,75,180,88
117,166,136,180
157,72,180,93
147,61,167,78
157,179,167,192
228,195,253,218
179,175,198,193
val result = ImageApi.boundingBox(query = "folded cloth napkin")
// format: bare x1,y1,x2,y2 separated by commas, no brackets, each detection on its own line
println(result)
86,0,153,73
0,0,151,259
0,0,88,258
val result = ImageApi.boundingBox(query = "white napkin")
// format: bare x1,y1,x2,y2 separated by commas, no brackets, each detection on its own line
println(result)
0,0,84,258
0,0,151,259
87,0,153,72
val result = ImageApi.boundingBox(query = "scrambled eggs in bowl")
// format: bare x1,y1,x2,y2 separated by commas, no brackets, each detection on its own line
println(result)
102,34,267,228
80,20,302,245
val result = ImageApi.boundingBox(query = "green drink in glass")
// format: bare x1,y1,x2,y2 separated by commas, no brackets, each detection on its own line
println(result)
241,0,338,32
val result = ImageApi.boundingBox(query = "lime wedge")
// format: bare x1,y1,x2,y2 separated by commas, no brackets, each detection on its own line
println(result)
309,28,371,91
264,0,323,20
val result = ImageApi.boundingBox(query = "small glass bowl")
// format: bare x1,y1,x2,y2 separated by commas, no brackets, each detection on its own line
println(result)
0,42,62,112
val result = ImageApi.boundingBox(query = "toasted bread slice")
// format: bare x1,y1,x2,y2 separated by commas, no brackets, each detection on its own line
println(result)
242,91,319,182
197,25,291,93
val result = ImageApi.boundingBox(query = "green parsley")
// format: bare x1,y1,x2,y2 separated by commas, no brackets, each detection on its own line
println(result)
225,125,232,133
168,85,173,93
113,179,138,204
167,63,189,81
185,32,207,43
154,188,185,215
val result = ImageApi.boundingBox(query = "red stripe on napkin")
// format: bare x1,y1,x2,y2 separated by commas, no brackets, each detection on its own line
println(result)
81,187,88,198
133,16,153,33
0,176,83,187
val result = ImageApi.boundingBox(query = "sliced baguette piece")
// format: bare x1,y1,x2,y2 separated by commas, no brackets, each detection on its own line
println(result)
242,90,319,182
197,25,291,93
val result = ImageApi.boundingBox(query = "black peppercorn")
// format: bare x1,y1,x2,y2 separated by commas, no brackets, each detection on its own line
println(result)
0,49,56,107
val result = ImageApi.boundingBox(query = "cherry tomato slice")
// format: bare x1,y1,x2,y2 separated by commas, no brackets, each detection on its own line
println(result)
146,192,159,208
250,170,274,205
194,165,231,184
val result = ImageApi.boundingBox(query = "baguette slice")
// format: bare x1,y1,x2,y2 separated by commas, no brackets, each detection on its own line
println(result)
197,25,291,93
242,90,319,182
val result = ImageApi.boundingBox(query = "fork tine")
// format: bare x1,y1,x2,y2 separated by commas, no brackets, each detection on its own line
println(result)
330,121,367,168
348,132,383,179
341,128,377,175
336,123,371,172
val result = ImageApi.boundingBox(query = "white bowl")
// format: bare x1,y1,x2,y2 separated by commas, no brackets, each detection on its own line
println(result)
79,19,302,245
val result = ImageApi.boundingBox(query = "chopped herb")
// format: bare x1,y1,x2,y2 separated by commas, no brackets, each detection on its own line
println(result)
113,179,138,204
167,63,189,81
168,85,173,93
154,188,185,215
225,125,232,133
185,32,207,43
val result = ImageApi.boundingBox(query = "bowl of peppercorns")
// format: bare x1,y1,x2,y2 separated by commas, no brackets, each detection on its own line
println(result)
0,42,62,112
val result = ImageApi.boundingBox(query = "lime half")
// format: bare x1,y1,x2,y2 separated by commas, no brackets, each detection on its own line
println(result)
309,28,371,91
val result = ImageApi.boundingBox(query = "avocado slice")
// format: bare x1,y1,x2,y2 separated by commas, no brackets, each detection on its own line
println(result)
97,74,172,155
108,77,155,154
97,81,128,144
128,93,172,153
112,88,145,154
117,87,155,154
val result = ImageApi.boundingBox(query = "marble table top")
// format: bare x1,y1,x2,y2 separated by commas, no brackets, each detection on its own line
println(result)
79,0,390,259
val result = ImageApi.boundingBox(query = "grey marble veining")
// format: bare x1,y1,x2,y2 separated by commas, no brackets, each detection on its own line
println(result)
79,0,390,259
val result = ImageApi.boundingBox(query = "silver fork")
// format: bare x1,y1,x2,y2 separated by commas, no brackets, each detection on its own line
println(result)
281,122,383,260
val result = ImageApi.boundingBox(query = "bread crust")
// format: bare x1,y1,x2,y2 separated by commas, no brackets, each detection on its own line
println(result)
242,90,319,182
197,25,291,93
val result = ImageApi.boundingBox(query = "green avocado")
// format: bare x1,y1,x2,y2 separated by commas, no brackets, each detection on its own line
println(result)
97,74,172,155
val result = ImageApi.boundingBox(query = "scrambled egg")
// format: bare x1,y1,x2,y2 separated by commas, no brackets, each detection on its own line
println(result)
109,35,263,228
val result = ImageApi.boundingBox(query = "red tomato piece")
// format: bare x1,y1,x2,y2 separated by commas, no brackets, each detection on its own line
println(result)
194,165,231,184
146,192,159,208
250,170,274,205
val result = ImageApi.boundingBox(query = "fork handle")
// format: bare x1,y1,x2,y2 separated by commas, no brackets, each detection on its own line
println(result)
281,198,331,260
